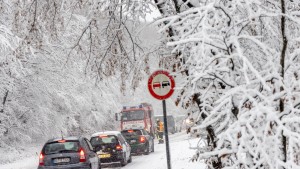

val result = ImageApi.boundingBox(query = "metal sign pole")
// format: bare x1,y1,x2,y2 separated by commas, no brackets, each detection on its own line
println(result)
162,100,172,169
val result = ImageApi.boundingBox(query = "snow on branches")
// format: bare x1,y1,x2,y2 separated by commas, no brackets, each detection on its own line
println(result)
0,0,157,160
156,0,300,168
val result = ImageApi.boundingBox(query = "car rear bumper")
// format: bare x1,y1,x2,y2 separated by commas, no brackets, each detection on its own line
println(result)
101,161,122,166
130,143,147,154
37,163,90,169
98,152,123,164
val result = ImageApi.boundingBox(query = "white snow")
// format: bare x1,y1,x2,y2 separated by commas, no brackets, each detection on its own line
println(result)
123,133,206,169
0,132,206,169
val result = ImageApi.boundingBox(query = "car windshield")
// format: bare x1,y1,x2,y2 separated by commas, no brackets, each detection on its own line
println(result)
121,110,145,121
121,130,143,138
44,141,79,155
90,135,118,146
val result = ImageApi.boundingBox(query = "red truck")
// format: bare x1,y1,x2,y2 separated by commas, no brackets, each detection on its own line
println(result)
116,103,155,137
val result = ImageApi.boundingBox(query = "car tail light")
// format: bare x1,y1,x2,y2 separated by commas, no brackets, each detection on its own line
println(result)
79,149,86,162
139,136,146,143
116,144,122,150
39,152,44,166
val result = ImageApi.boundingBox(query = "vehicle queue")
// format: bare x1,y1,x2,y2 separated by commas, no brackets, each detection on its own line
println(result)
37,103,158,169
37,129,156,169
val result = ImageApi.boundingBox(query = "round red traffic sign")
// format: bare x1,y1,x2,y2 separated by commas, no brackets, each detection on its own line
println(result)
148,70,175,100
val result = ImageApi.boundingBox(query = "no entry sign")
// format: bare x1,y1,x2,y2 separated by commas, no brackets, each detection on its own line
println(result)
148,70,175,100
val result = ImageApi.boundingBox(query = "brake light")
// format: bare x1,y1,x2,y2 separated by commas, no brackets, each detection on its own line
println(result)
139,136,146,143
116,145,122,150
39,152,44,166
58,140,66,143
128,130,134,133
79,149,86,162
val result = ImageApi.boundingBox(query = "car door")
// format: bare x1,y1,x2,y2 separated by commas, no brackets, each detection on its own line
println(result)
83,138,98,169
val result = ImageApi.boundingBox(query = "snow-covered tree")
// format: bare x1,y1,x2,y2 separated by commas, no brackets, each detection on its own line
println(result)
0,0,156,162
154,0,300,168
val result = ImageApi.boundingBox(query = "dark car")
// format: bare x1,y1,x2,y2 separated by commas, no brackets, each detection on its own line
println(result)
38,136,100,169
121,129,154,155
90,131,132,167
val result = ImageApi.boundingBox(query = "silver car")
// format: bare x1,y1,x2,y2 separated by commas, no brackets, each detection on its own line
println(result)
38,136,100,169
90,131,132,167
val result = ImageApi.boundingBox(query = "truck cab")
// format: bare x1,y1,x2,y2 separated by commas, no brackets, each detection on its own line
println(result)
116,103,155,137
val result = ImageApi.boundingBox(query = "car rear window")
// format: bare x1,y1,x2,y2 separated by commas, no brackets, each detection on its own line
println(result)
44,141,79,155
121,130,142,137
90,135,118,146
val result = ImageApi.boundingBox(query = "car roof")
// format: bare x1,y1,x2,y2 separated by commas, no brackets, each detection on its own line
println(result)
46,136,82,143
121,128,144,131
91,131,121,137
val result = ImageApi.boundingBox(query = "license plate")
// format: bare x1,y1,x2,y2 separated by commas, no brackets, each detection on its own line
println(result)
53,158,70,163
131,140,136,143
99,154,111,158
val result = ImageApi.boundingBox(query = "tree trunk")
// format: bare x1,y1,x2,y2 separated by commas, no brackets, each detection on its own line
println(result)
194,93,222,169
0,90,9,113
280,0,288,164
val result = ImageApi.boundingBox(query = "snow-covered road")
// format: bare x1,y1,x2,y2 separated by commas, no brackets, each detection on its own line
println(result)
122,132,206,169
1,132,206,169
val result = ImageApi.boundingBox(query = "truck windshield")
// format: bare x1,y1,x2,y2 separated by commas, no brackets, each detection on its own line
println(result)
121,110,145,121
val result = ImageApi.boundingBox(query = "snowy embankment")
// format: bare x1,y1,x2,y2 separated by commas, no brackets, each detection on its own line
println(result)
0,132,206,169
0,143,42,169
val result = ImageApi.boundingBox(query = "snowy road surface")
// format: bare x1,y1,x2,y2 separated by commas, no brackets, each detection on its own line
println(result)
1,132,206,169
122,132,206,169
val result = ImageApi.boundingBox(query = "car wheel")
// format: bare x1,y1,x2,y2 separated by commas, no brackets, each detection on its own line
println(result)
144,143,150,155
128,154,132,163
121,153,128,166
98,159,101,169
152,141,155,152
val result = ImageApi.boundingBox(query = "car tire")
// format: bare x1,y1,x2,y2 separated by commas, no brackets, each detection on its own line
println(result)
121,153,128,166
144,143,150,155
98,159,101,169
152,141,155,152
128,154,132,163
